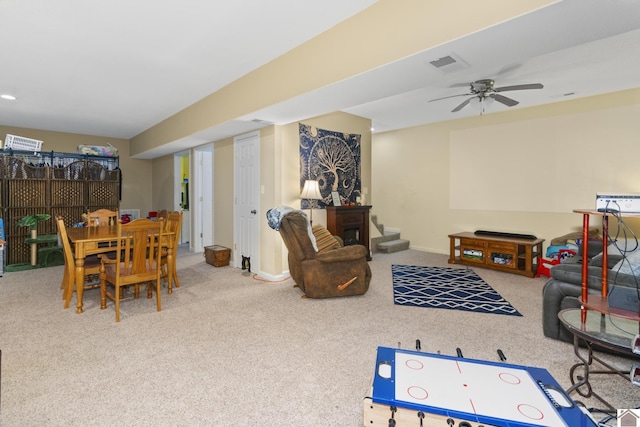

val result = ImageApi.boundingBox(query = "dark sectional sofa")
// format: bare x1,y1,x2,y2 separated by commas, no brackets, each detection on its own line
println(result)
542,241,639,343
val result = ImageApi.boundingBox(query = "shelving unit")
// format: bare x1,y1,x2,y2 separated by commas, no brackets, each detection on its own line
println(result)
0,149,120,265
448,232,544,277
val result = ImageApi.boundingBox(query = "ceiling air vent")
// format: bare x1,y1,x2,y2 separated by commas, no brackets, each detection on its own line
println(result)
430,56,456,68
429,53,469,73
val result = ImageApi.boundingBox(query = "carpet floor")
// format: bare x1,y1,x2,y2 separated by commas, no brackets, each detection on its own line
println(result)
0,247,637,426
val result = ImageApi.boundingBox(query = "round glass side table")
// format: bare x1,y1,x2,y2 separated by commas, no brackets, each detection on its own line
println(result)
558,308,640,412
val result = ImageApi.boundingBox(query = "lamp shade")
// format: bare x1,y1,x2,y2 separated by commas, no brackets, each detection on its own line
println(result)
300,180,322,200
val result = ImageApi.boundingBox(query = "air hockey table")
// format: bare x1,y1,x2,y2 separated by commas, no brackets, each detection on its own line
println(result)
363,346,598,427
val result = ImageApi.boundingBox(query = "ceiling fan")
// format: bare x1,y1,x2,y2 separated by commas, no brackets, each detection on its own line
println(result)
429,79,543,113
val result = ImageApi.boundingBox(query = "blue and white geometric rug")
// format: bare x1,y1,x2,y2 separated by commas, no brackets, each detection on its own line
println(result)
392,265,522,317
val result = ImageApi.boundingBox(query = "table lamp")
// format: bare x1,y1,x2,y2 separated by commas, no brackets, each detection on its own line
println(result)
300,180,322,225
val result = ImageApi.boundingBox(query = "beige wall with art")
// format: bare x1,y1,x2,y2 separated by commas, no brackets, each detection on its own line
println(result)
0,125,152,217
146,111,370,277
279,112,372,226
372,88,640,255
256,112,372,277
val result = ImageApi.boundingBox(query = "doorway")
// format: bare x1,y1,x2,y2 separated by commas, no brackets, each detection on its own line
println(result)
173,151,191,246
233,131,260,271
193,145,214,252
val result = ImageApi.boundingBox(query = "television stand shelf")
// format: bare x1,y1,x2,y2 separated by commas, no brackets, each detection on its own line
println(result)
448,232,544,277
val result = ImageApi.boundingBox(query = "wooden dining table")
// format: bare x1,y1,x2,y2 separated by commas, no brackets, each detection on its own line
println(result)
65,225,175,314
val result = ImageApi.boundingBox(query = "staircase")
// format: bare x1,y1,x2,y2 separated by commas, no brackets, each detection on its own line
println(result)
370,214,410,254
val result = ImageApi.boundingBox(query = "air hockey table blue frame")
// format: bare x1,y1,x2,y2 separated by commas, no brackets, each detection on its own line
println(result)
369,346,597,427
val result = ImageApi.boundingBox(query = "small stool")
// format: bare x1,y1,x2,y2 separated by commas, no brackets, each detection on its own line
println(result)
37,246,64,267
536,249,577,278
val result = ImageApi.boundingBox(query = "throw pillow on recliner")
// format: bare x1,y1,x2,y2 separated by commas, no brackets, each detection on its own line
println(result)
312,225,341,253
612,250,640,276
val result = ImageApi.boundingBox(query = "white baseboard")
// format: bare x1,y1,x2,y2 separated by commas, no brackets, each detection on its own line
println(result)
255,270,291,282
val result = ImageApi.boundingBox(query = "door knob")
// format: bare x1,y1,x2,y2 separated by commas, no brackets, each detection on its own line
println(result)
251,210,257,214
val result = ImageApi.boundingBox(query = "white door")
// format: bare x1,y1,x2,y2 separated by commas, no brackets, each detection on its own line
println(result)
234,131,260,270
193,145,214,252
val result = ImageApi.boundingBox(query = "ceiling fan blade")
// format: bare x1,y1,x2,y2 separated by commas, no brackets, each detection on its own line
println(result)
448,82,471,88
494,63,522,77
428,93,471,103
494,83,543,92
452,97,474,112
490,93,519,107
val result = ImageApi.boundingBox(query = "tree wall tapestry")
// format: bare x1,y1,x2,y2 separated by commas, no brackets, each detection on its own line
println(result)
299,123,361,209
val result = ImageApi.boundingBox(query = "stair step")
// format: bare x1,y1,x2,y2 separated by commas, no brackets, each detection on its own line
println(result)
371,232,400,251
377,239,410,253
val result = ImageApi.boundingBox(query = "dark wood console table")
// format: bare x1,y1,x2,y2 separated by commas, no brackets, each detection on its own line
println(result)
326,205,371,260
448,232,544,277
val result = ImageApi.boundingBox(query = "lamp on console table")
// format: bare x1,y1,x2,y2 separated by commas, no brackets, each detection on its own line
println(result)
300,180,322,225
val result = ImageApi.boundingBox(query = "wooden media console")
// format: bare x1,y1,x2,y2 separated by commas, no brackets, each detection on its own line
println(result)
448,231,544,277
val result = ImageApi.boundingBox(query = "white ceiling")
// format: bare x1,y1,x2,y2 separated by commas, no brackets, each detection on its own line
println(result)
2,0,640,159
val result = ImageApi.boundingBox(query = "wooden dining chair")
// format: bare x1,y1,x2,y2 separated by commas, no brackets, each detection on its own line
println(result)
57,216,102,309
160,211,182,293
98,218,164,322
156,209,168,223
87,208,119,227
87,209,120,252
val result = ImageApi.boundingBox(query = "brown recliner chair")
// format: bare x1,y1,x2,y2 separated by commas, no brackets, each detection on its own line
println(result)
271,209,371,298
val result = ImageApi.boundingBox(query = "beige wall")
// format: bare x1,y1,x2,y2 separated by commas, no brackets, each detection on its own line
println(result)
257,126,281,275
6,84,640,276
205,112,371,277
372,88,640,255
0,125,152,217
213,138,235,252
150,142,232,255
151,154,176,214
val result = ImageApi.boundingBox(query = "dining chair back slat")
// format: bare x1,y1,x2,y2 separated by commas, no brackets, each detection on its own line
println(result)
87,209,119,227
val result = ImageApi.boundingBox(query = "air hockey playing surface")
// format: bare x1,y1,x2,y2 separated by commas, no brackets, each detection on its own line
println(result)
365,346,597,427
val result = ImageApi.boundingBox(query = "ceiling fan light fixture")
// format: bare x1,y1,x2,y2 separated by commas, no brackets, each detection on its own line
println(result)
431,78,542,114
471,96,494,115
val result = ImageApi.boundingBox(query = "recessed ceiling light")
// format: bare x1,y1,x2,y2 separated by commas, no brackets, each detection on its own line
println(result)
1,94,16,100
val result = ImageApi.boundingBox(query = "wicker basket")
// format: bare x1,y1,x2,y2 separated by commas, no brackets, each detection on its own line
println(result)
204,245,231,267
